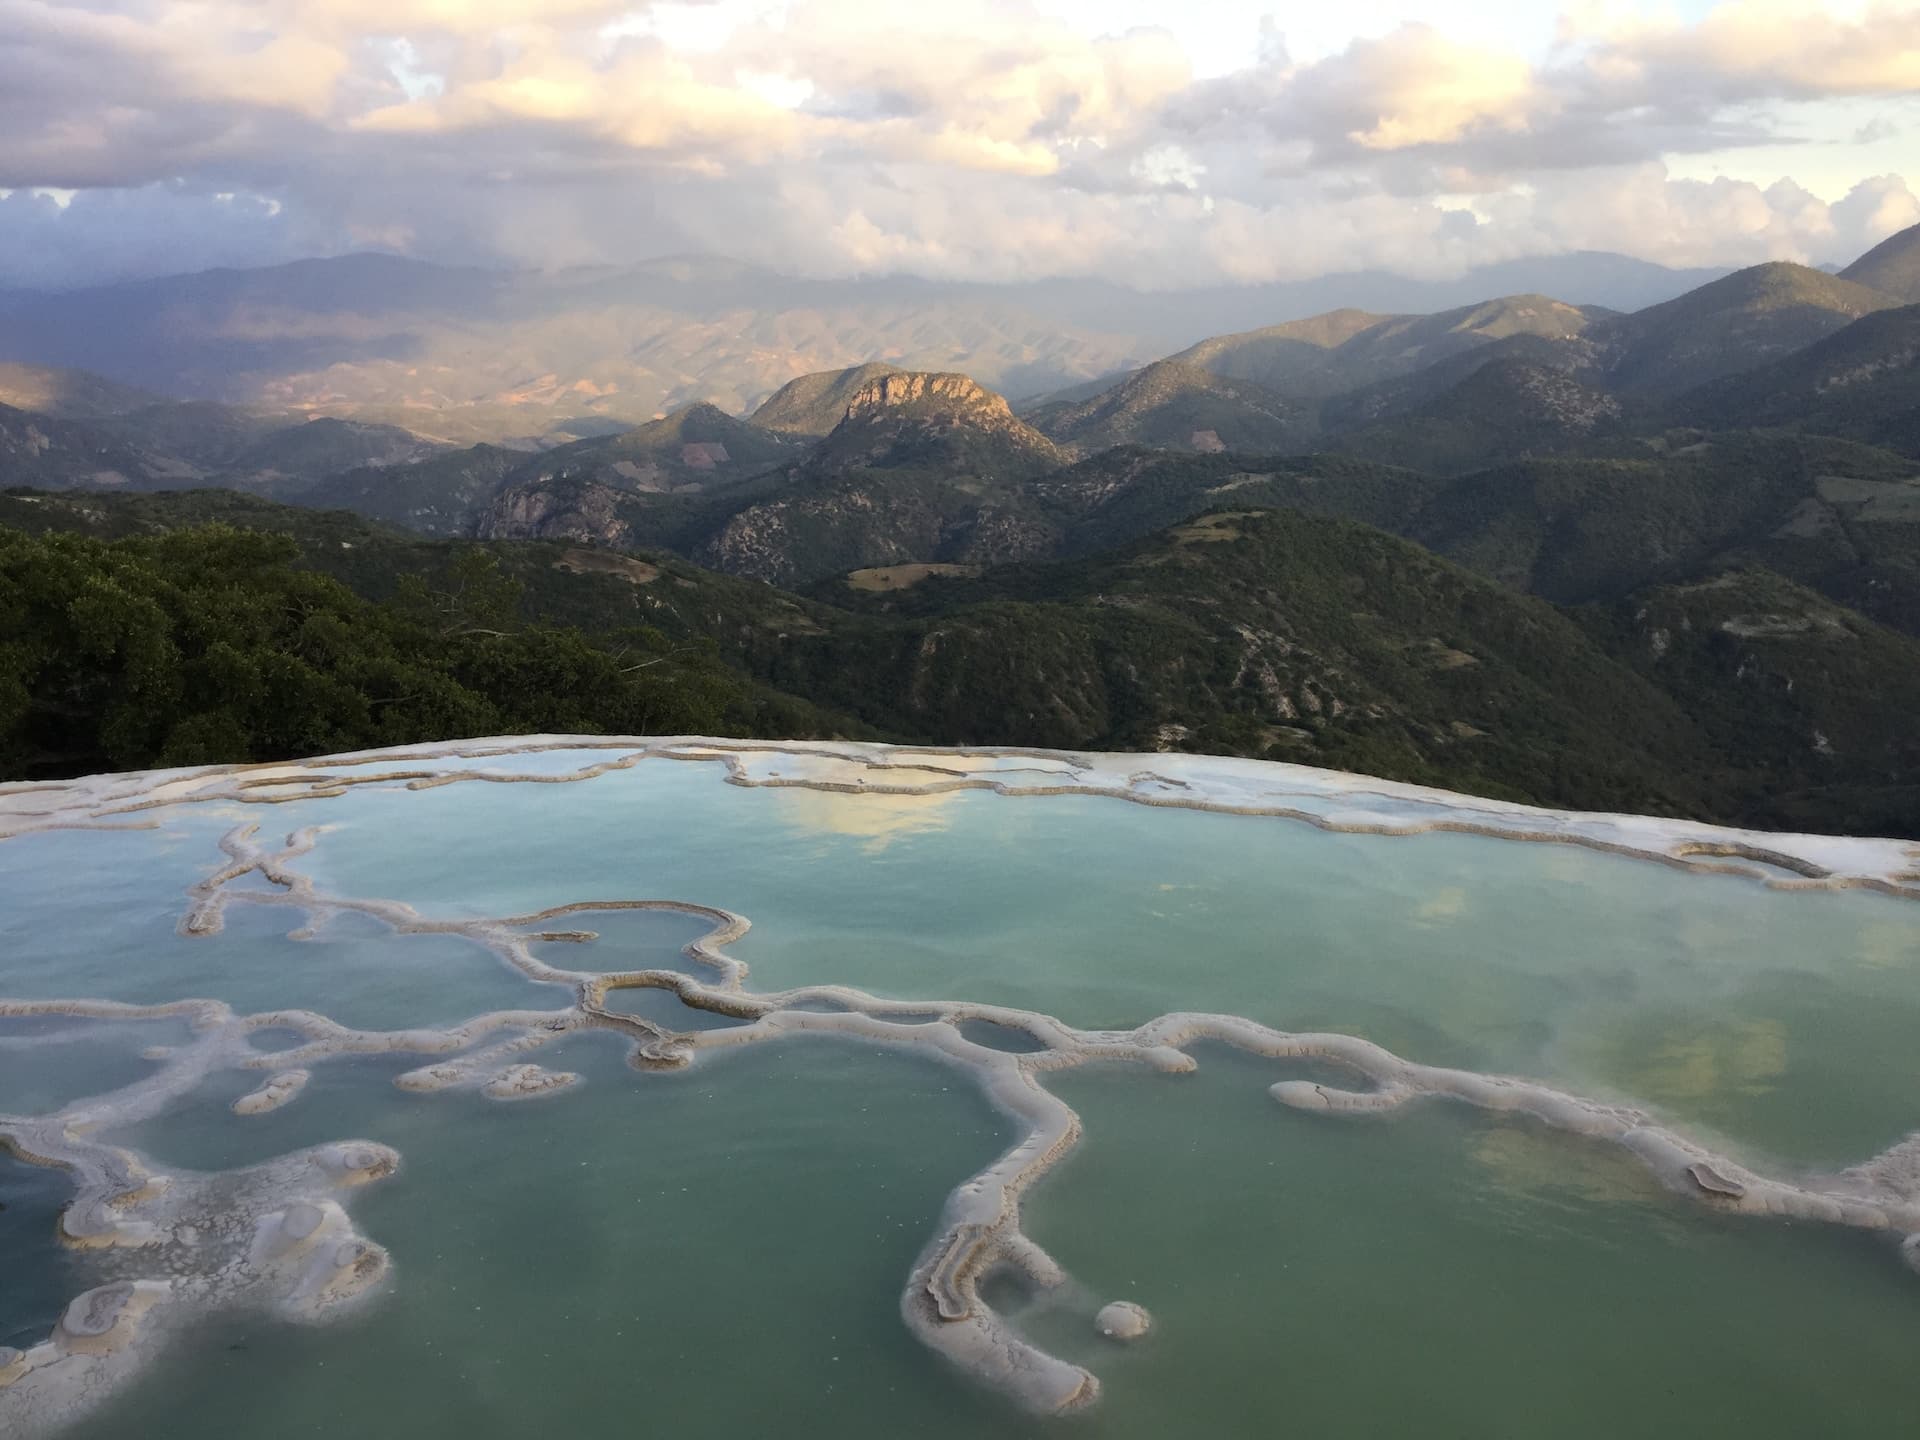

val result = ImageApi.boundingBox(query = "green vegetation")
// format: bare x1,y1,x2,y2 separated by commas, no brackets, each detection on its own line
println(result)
0,522,750,779
1672,305,1920,459
1840,222,1920,303
1579,570,1920,837
1025,360,1308,455
4,232,1920,836
1170,295,1603,399
1027,436,1920,640
1320,359,1634,475
1597,262,1897,394
301,445,530,536
4,487,1918,837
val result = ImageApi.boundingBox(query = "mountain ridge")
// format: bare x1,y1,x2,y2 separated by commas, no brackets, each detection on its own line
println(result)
1840,220,1920,302
1024,360,1308,456
0,250,1736,445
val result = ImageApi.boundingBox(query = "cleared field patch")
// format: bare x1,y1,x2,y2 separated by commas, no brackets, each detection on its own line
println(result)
846,563,981,592
1170,511,1262,545
555,548,661,585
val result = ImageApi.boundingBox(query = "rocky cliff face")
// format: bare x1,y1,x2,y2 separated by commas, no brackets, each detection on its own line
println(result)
477,478,636,549
810,371,1063,477
751,363,905,437
699,484,1058,587
841,371,1014,422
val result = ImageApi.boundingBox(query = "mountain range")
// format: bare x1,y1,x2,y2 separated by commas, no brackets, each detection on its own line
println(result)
0,250,1734,447
4,222,1920,835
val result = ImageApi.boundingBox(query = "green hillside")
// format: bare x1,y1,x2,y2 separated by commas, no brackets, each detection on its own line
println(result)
1671,304,1920,457
1840,221,1920,302
1025,360,1309,455
1027,437,1920,639
1595,262,1898,394
300,445,532,536
0,402,200,489
1323,359,1630,474
1173,296,1599,397
6,487,1919,835
0,525,747,780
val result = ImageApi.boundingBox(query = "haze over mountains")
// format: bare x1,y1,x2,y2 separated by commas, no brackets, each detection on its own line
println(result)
0,250,1734,448
4,220,1920,835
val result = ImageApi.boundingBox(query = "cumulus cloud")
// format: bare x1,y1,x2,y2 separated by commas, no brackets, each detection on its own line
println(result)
0,0,1916,289
1558,0,1920,99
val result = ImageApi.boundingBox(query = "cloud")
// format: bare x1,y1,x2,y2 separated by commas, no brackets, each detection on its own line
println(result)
1559,0,1920,100
1830,171,1920,251
0,184,312,289
0,0,1915,290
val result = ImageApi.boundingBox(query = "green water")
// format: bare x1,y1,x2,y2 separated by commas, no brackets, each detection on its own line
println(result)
71,1037,1020,1439
3,754,1919,1436
291,760,1920,1166
60,1040,1920,1439
1026,1050,1920,1436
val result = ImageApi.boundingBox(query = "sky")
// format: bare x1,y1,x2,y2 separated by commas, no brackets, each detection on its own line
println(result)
0,0,1916,290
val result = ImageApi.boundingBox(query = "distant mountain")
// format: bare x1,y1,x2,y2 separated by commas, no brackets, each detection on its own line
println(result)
1015,370,1135,412
0,250,1730,445
1315,333,1605,430
1172,295,1603,399
474,373,1068,586
0,256,1155,445
95,401,286,470
9,232,1919,655
298,445,531,537
1164,262,1897,422
221,417,445,484
1840,221,1920,303
475,471,719,559
1024,360,1309,455
0,402,198,489
1324,358,1629,474
992,252,1726,348
1592,262,1898,394
803,372,1063,479
304,402,798,541
0,363,165,419
1166,308,1388,395
695,373,1065,585
1037,434,1920,640
535,404,800,492
1672,304,1920,456
751,363,904,437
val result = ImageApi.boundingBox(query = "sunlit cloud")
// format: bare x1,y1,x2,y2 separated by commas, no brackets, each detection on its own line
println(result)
0,0,1914,288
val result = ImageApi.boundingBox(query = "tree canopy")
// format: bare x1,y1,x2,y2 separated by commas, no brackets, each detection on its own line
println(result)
0,525,743,777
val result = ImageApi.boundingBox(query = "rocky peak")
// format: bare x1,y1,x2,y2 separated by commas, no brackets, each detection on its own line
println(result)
810,370,1063,478
842,372,1012,423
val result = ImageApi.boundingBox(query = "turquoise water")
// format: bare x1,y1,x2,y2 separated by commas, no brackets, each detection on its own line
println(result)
4,754,1920,1437
0,1016,188,1115
1025,1051,1920,1437
70,1038,1019,1440
293,761,1920,1165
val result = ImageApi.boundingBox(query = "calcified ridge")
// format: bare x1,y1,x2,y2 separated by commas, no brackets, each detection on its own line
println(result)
1,739,1917,1431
